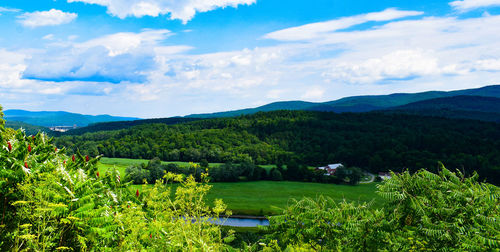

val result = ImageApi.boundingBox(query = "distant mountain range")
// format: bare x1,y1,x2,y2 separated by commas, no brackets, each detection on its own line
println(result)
4,85,500,133
3,110,140,127
186,85,500,118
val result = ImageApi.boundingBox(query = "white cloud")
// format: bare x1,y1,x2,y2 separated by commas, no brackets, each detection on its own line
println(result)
18,9,77,28
42,34,55,40
39,87,63,95
474,58,500,71
450,0,500,12
302,86,325,100
266,89,285,99
0,49,28,88
155,47,284,92
23,30,173,83
67,0,255,23
77,29,171,56
323,50,442,84
0,49,74,98
126,84,160,101
264,8,423,41
0,7,21,12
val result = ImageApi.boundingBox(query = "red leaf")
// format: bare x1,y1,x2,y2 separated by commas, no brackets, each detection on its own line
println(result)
24,162,28,169
97,171,100,177
7,142,11,152
28,144,31,153
136,189,140,197
72,155,75,162
54,147,58,152
85,155,89,162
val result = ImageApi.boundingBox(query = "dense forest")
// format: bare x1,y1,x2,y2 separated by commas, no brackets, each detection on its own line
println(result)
55,111,500,184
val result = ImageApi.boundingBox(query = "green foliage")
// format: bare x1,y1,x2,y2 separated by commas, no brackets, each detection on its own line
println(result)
270,168,283,181
265,166,500,251
125,158,268,184
4,121,50,136
263,197,387,251
335,166,363,185
118,172,233,251
0,107,229,250
378,164,500,250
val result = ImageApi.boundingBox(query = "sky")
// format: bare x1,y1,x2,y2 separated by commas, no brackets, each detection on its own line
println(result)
1,0,500,118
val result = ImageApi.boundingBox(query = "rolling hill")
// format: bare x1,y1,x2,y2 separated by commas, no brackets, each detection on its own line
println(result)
3,110,140,127
185,85,500,118
186,101,319,118
4,121,50,136
385,95,500,122
64,117,201,135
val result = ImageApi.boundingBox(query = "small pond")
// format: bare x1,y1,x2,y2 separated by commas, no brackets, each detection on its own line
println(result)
210,217,269,227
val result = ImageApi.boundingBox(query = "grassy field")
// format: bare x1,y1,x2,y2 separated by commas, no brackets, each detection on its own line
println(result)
208,181,381,215
130,181,382,216
97,157,224,175
100,157,383,216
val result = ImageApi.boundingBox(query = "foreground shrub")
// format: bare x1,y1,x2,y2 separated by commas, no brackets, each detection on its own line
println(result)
0,106,231,251
264,165,499,251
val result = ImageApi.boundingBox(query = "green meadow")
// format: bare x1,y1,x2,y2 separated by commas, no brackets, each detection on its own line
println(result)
100,157,383,216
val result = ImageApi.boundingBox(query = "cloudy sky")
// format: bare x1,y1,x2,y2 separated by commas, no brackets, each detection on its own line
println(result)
1,0,500,118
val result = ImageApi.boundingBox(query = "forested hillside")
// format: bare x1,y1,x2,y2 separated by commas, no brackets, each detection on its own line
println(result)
5,121,50,136
63,117,201,135
56,111,500,184
386,95,500,122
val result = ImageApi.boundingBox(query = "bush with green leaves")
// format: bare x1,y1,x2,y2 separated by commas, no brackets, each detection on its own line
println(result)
263,165,499,251
0,106,231,251
378,164,500,251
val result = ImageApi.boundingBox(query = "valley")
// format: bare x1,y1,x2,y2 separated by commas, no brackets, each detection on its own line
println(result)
98,157,383,216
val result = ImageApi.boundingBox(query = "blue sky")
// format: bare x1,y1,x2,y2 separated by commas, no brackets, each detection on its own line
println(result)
1,0,500,118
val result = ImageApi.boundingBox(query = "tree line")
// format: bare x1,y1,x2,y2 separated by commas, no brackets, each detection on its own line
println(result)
126,158,364,185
